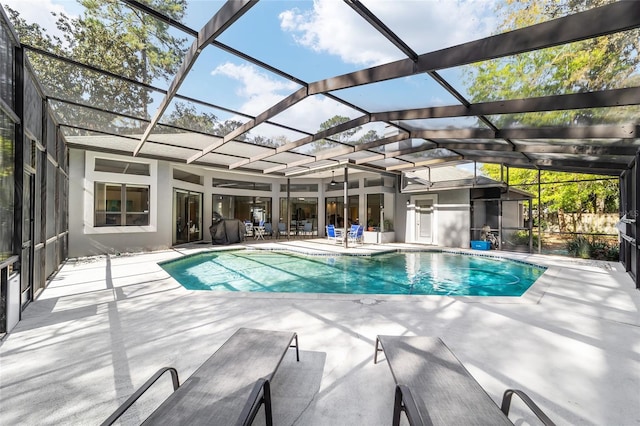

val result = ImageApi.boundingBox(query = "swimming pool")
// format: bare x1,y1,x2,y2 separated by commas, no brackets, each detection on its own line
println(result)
159,250,546,296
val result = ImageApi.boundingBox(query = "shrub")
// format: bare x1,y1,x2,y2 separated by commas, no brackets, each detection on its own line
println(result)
507,230,539,247
566,235,619,261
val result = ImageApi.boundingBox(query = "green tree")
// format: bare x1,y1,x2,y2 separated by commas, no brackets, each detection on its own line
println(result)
161,103,292,148
5,0,187,129
311,115,380,153
481,164,618,232
469,1,626,233
464,0,640,127
164,102,219,134
249,134,282,148
358,129,380,144
320,115,358,142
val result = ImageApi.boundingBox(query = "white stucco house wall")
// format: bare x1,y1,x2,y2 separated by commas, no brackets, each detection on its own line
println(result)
68,148,530,257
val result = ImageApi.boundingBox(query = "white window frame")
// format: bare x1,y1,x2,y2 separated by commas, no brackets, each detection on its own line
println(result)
84,152,157,234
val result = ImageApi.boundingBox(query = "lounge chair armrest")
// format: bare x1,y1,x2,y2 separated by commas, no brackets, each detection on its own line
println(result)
237,378,272,426
394,384,427,426
101,367,180,426
500,389,556,426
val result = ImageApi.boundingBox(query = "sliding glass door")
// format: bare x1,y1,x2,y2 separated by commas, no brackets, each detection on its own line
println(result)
173,189,202,245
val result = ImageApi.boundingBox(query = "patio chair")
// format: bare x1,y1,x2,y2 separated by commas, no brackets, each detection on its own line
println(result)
277,222,287,238
374,335,555,426
102,328,299,426
348,225,363,245
326,225,338,242
302,221,313,236
263,222,273,238
244,221,253,237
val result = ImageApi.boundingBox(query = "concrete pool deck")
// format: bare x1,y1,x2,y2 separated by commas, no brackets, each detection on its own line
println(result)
1,240,639,425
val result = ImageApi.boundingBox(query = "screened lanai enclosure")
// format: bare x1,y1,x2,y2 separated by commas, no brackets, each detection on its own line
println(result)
2,0,640,333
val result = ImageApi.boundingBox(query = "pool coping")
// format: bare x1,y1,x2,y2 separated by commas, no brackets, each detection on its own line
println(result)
159,245,554,304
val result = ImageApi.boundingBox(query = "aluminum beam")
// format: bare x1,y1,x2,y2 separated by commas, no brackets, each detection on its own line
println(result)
190,86,309,164
122,0,197,36
183,1,640,169
432,141,640,156
386,156,463,171
310,1,640,93
344,0,418,61
345,0,497,133
407,125,639,140
135,0,256,156
411,129,496,139
226,113,371,169
460,154,626,173
498,125,639,140
354,133,411,151
354,154,385,164
26,44,274,126
0,96,19,123
373,87,640,122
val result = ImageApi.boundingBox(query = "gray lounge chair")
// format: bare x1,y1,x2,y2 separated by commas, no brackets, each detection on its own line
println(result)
374,335,555,426
102,328,299,426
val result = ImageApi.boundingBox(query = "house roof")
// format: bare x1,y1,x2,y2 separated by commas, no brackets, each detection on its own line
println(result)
404,167,533,198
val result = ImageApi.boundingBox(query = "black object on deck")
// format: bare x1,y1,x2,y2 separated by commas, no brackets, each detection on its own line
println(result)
210,212,245,245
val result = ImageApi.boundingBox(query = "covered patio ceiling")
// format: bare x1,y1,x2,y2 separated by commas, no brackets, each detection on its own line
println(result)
14,0,640,177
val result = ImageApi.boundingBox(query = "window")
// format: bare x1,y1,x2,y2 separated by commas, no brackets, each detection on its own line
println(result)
326,195,358,228
85,153,156,233
94,158,150,176
213,195,272,224
173,169,202,185
213,178,271,191
94,183,149,226
280,183,319,192
279,197,318,234
325,180,359,191
365,176,395,188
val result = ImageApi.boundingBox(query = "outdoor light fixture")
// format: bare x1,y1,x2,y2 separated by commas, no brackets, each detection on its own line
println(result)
330,170,337,186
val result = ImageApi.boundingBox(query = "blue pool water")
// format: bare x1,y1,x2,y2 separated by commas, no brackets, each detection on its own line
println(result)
159,250,546,296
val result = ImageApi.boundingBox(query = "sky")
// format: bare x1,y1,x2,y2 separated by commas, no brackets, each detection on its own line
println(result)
1,0,500,141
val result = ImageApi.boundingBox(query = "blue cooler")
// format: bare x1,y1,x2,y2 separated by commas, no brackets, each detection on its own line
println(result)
471,240,491,250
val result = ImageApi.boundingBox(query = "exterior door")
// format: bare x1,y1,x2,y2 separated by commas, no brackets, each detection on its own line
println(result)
173,189,202,245
415,199,434,244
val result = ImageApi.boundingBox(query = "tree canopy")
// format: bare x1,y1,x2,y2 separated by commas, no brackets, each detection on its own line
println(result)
6,1,303,146
466,0,626,223
311,115,381,153
464,0,640,127
482,164,618,218
6,0,187,126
